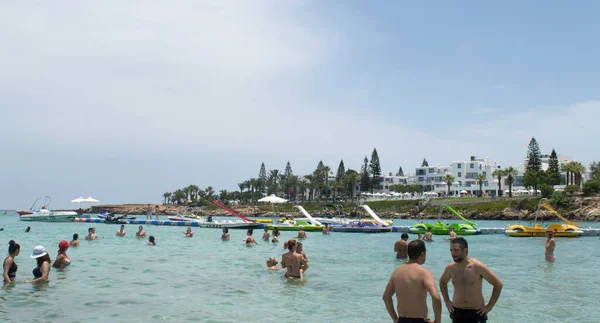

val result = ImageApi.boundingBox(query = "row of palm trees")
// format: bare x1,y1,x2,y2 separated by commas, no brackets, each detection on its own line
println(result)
561,161,586,186
441,167,520,197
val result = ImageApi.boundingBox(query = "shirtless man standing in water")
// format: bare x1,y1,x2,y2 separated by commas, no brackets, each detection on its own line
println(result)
394,233,409,259
383,240,441,323
545,229,556,262
280,240,308,280
439,237,503,323
423,227,434,242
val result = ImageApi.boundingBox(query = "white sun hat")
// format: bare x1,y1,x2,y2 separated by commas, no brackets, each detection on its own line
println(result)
30,246,47,258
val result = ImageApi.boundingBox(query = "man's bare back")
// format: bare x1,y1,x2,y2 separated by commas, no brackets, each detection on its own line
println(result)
383,240,441,323
395,240,408,259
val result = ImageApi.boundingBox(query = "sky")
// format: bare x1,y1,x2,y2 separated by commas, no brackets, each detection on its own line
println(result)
1,1,599,209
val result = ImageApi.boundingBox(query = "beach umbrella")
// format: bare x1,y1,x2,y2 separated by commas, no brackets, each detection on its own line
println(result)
84,196,100,203
257,194,288,204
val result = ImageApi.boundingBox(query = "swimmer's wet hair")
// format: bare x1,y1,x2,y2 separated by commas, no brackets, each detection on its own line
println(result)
407,240,426,260
450,237,468,250
401,233,409,239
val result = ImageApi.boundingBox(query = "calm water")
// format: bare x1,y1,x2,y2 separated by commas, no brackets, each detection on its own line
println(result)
0,211,598,322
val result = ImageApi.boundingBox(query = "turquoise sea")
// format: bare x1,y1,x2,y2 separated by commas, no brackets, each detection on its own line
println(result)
1,211,599,322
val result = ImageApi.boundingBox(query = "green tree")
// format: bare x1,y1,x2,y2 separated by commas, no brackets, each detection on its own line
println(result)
360,156,370,193
523,137,542,195
397,166,404,176
442,174,455,196
342,169,360,201
335,160,346,199
219,189,229,201
583,179,600,196
297,177,308,202
369,148,382,193
590,161,600,179
474,174,487,197
422,158,429,167
525,137,542,171
163,192,171,205
283,161,293,199
258,162,267,193
546,149,561,186
504,166,518,197
492,169,504,197
173,189,186,205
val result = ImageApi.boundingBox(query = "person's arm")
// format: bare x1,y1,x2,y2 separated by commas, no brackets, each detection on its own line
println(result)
281,255,287,269
52,254,64,268
424,269,442,323
30,262,50,283
301,257,309,272
3,258,12,282
382,277,398,322
394,241,400,252
476,262,503,316
439,264,454,313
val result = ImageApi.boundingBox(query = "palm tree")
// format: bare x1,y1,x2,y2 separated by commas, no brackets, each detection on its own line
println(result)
219,189,228,202
504,166,518,197
205,186,215,200
492,169,504,197
303,174,315,202
343,170,360,201
323,166,331,199
238,182,246,194
474,174,487,197
163,192,171,205
442,174,455,196
570,161,586,187
561,163,572,186
297,177,308,202
189,185,199,201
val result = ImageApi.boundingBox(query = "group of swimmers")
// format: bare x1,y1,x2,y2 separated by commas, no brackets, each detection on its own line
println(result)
3,238,72,285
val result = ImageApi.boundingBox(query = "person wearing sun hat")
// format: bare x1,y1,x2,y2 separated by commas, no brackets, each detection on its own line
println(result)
53,240,71,269
26,246,51,283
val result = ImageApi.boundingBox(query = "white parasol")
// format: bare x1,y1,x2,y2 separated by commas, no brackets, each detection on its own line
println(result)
257,194,288,204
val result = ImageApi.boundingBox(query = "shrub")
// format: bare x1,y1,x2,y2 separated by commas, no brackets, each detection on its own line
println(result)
552,191,573,209
583,179,600,197
516,198,540,212
564,185,580,195
539,183,555,199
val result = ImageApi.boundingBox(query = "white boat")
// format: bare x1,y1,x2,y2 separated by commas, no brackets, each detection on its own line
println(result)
168,215,259,229
18,196,77,222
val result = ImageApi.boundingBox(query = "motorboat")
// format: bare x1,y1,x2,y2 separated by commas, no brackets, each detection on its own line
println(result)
331,220,392,233
505,201,582,237
330,204,392,233
104,214,136,224
410,205,479,235
18,196,77,222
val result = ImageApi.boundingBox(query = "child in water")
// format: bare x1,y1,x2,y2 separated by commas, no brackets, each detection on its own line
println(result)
266,257,280,270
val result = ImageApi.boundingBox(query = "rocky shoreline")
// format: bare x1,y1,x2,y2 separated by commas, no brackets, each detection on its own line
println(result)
89,196,600,222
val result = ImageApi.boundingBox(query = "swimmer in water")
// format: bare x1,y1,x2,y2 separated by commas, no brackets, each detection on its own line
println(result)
184,227,193,237
262,227,270,241
294,226,307,239
136,226,146,238
116,225,126,237
444,227,457,241
52,240,71,269
545,229,555,262
266,257,280,270
69,233,80,247
281,240,308,280
242,229,257,245
394,233,409,259
423,227,434,242
221,227,230,241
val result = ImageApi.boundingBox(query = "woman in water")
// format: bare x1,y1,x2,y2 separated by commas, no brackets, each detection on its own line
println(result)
242,229,257,245
3,240,20,283
184,227,194,237
27,246,51,283
271,227,280,243
147,236,156,246
53,240,71,269
221,227,230,241
70,233,80,247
